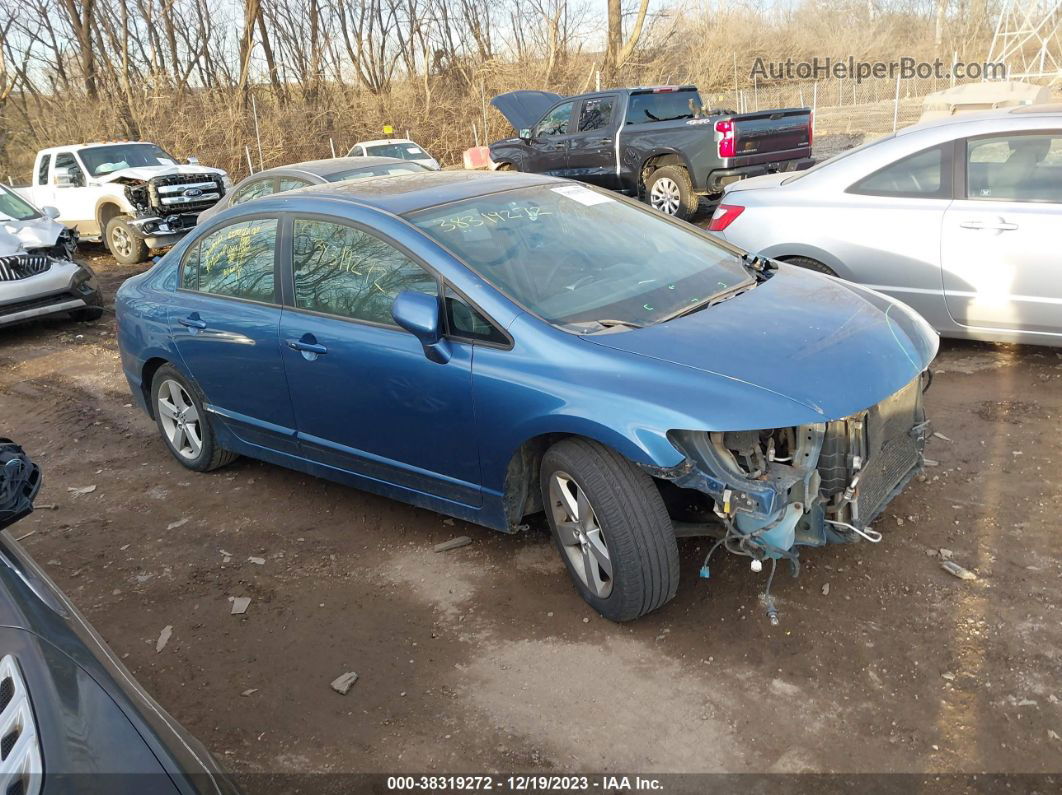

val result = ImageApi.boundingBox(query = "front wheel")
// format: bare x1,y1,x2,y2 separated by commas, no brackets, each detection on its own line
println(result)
106,215,149,265
541,439,680,621
151,365,238,472
644,165,698,221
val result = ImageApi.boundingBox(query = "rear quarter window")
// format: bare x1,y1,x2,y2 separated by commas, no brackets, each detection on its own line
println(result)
625,91,702,125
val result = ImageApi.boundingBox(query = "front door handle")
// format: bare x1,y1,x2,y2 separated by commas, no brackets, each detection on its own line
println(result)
179,315,207,330
959,219,1019,232
286,338,328,356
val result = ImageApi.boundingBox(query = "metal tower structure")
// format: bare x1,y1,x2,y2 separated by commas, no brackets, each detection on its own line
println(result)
987,0,1062,82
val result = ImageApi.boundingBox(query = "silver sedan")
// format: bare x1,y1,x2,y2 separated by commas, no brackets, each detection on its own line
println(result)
710,106,1062,347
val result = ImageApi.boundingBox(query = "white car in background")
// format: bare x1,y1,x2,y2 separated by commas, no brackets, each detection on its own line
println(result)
347,138,440,170
709,105,1062,348
0,184,103,327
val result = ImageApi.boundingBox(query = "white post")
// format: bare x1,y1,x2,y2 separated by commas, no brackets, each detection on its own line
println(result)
251,94,264,170
245,145,254,175
472,123,479,148
595,69,601,92
951,51,958,87
329,137,336,158
893,73,901,131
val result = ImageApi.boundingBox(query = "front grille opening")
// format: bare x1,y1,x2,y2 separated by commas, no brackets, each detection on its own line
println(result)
1,728,19,760
0,678,13,712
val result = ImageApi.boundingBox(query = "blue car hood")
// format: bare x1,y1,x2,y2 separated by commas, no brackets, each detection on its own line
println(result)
586,266,938,421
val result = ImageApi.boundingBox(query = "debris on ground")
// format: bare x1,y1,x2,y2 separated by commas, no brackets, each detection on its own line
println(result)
442,518,455,526
933,432,952,442
924,459,940,467
248,556,265,565
941,560,977,581
821,583,830,596
939,548,954,560
433,536,471,553
67,485,97,496
241,688,258,697
156,625,173,653
167,518,189,530
13,530,35,542
230,597,252,615
330,672,359,694
36,504,58,510
220,549,232,563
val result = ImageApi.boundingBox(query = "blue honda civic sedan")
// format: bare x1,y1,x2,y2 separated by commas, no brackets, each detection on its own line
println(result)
116,170,937,622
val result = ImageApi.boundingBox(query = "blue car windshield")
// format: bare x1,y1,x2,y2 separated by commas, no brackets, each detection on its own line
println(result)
409,184,752,331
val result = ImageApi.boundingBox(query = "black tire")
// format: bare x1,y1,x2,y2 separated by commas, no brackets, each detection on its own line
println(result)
105,215,150,265
783,256,838,277
540,438,679,621
495,162,516,171
69,289,104,322
644,165,698,221
151,365,238,472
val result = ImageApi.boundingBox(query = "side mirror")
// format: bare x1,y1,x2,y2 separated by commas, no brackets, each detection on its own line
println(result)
53,167,75,187
186,156,199,164
391,291,451,364
519,128,532,141
42,206,60,220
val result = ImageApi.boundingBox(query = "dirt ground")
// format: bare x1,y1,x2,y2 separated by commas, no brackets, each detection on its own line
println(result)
1,252,1060,781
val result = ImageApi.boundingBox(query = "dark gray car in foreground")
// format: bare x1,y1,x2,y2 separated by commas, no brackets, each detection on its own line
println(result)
0,439,239,794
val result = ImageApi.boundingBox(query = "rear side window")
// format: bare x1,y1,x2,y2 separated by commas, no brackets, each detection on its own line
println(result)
232,179,275,205
291,218,436,325
848,144,952,199
181,218,277,302
36,155,51,186
578,97,615,132
278,177,311,192
625,90,701,125
966,133,1062,203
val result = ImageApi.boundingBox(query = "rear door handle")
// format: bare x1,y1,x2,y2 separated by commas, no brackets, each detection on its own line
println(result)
959,220,1018,231
286,338,328,355
179,315,207,329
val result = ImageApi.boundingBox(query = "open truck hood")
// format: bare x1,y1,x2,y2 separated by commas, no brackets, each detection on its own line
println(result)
490,91,565,130
586,265,938,422
96,164,226,183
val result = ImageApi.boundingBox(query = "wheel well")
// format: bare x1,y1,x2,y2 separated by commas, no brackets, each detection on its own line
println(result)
140,357,169,418
97,202,123,233
640,153,686,190
776,255,839,277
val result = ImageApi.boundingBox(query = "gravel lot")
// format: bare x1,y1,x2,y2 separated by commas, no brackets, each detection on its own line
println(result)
1,252,1060,780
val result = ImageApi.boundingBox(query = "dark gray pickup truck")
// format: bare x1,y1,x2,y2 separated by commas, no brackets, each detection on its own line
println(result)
488,85,814,220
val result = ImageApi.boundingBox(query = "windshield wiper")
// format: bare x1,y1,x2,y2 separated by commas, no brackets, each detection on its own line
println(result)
592,319,644,330
655,280,753,324
741,252,777,281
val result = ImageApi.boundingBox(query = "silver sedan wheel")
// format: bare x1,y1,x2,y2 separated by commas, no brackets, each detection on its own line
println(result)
157,379,203,460
549,471,613,598
110,224,133,259
649,177,681,215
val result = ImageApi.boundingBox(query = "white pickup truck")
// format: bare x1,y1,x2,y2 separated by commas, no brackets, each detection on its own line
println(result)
17,142,230,264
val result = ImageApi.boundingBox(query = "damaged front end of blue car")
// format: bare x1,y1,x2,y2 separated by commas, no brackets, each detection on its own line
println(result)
647,371,930,623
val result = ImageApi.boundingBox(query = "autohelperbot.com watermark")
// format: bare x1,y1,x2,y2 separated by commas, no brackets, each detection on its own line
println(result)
750,56,1007,83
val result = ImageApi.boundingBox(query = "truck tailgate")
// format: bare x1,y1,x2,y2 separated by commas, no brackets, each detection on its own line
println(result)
731,108,811,161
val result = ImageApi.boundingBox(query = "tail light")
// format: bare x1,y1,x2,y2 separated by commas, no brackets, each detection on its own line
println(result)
808,112,814,147
707,204,745,232
715,119,735,159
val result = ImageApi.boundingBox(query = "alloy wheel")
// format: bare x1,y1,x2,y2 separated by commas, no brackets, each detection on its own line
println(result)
549,471,613,598
110,225,133,259
649,177,681,215
157,379,203,460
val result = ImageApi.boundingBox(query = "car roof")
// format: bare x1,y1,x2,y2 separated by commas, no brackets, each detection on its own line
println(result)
355,139,420,147
286,169,559,215
248,156,407,179
897,104,1062,135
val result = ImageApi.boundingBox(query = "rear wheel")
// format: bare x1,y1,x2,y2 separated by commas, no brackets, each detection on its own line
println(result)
782,256,837,277
151,365,237,472
495,162,516,172
106,215,149,265
541,439,679,621
644,165,698,221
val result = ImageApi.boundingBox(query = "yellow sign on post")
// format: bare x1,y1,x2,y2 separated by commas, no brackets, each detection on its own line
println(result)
383,125,394,135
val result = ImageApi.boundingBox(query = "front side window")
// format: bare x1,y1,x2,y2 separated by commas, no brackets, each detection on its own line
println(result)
181,218,277,302
232,179,275,205
849,144,950,198
966,133,1062,203
534,102,574,137
0,185,41,222
78,143,178,177
578,97,615,132
409,184,751,332
445,288,507,344
54,153,85,187
291,218,436,325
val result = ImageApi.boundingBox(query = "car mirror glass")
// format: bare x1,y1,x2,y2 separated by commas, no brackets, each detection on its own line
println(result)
42,206,60,219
